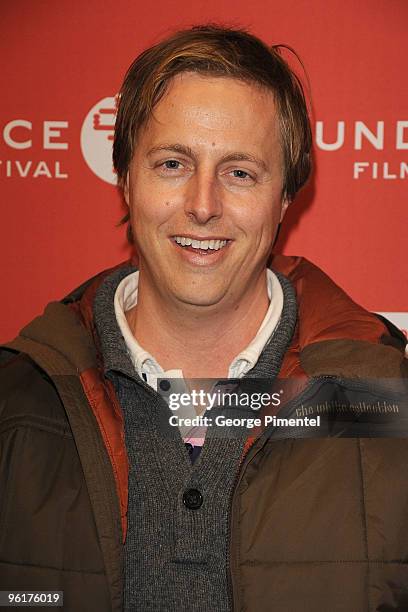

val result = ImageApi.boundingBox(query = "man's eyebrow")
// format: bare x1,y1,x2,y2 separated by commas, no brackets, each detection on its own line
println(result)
147,143,197,160
220,152,268,171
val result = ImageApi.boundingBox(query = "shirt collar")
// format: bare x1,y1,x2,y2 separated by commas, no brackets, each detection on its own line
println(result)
114,269,283,385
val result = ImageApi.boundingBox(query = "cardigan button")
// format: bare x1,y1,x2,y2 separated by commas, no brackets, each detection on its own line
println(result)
159,379,171,391
183,488,203,510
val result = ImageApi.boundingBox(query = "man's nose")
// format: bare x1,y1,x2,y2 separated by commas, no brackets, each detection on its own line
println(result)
184,172,223,224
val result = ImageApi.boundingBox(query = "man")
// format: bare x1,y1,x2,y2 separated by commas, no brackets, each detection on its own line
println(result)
1,25,407,612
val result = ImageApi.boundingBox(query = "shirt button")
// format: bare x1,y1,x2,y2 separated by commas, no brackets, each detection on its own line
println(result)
183,488,203,510
159,379,171,391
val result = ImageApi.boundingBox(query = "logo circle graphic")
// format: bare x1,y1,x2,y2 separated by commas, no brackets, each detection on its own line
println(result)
80,96,117,185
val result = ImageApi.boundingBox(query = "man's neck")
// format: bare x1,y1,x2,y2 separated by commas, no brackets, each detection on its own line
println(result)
125,271,270,379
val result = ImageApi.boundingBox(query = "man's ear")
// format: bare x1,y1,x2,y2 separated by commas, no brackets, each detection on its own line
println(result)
123,172,130,207
280,198,290,222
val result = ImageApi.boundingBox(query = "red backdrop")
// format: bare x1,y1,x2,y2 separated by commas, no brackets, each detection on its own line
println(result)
1,0,407,341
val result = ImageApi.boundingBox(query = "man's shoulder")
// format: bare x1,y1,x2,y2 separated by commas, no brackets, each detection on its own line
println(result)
0,350,70,429
272,255,407,380
272,254,401,345
0,262,136,425
61,259,135,307
1,262,135,378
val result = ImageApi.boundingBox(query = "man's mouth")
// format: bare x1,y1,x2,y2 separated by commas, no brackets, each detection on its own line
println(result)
172,235,229,252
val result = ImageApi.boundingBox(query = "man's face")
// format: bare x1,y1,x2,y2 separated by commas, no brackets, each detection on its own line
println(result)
125,72,288,311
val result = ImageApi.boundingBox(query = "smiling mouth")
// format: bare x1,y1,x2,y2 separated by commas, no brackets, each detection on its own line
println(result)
172,235,230,252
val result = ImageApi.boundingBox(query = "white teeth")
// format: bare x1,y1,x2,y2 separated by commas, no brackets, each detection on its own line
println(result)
173,236,228,251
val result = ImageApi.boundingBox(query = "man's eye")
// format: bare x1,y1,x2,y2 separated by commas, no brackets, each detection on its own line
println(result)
163,160,181,170
232,169,252,180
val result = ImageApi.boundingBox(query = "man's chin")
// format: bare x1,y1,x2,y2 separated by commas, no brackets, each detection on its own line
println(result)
170,289,230,310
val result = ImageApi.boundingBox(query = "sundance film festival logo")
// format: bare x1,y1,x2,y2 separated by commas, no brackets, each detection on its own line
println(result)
0,96,117,182
0,119,69,179
316,120,408,180
80,96,117,185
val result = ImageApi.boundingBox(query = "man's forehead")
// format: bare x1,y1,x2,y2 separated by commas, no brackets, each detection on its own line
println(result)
152,71,276,116
138,72,280,151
